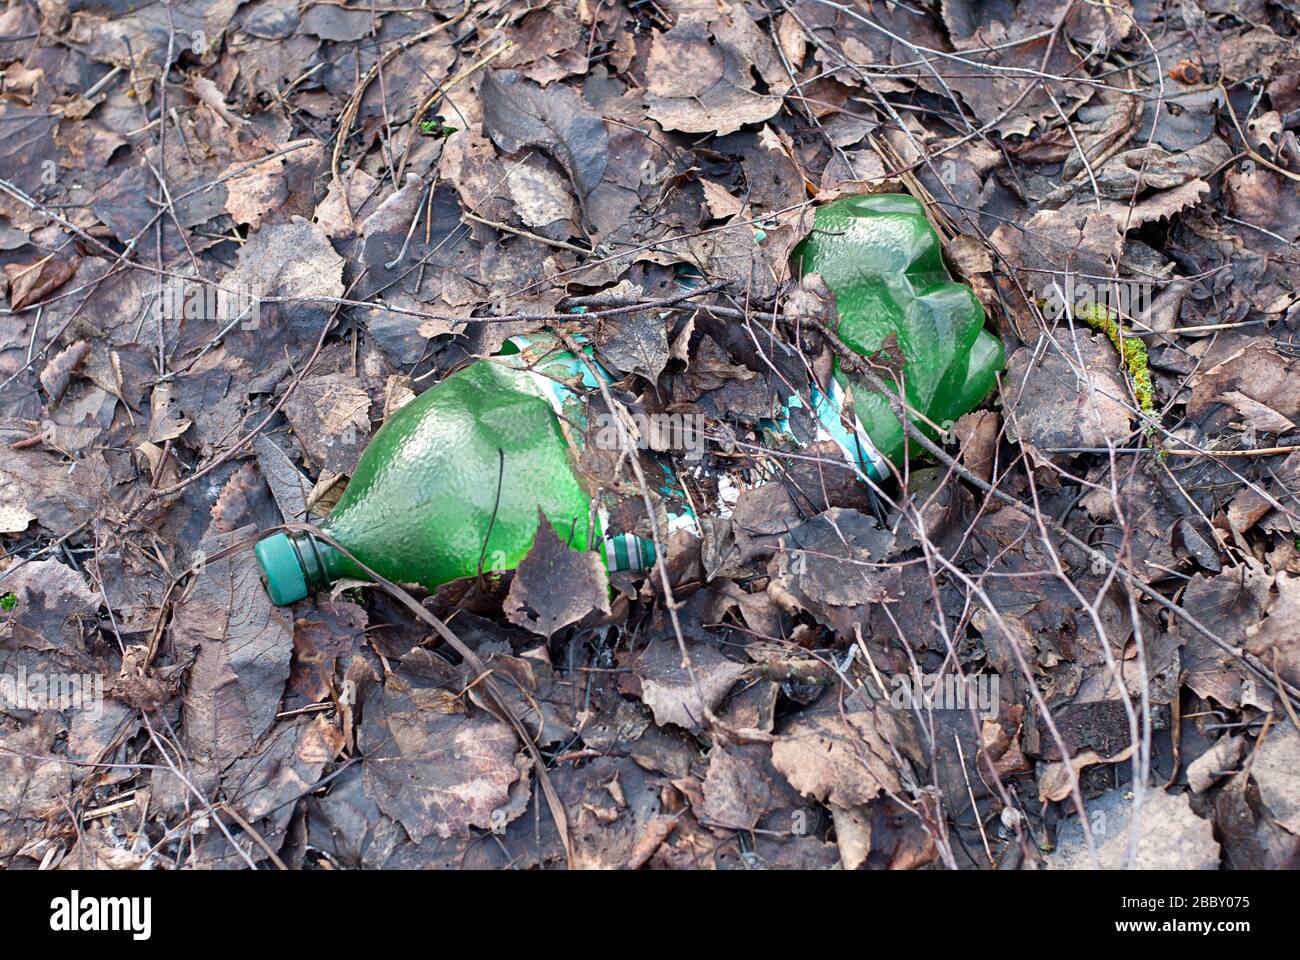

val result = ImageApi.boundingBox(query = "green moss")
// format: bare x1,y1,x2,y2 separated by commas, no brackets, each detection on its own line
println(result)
1074,301,1160,450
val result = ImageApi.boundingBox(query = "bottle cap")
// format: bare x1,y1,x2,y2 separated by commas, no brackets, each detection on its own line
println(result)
254,532,309,605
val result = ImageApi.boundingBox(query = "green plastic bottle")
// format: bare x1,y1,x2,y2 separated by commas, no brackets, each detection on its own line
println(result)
791,193,1003,473
255,195,1001,604
254,334,682,604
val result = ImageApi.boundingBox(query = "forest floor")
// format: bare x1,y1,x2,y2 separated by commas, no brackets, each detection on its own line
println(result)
1,0,1299,869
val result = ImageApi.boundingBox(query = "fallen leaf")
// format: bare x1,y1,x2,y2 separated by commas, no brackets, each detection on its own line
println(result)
5,256,76,311
1244,573,1300,689
597,309,670,381
38,340,90,406
633,639,747,730
1004,332,1133,458
1187,734,1244,793
222,155,287,229
1252,726,1300,835
170,525,295,765
771,690,909,808
644,14,791,135
503,512,610,637
1048,787,1220,869
361,668,521,842
480,70,608,199
282,373,372,475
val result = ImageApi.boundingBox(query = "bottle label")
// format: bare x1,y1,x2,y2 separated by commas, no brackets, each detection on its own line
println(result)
501,297,889,576
502,333,699,575
774,376,887,482
680,260,885,482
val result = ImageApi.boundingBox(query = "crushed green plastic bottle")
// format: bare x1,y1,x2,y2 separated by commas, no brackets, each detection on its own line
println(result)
254,334,685,604
792,194,1003,471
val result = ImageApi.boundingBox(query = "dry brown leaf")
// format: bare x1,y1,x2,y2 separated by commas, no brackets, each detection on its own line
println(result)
503,515,611,637
39,340,90,406
5,256,76,311
770,693,905,808
634,639,746,730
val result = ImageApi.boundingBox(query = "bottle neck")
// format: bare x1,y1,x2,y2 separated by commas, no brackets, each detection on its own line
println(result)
287,530,347,592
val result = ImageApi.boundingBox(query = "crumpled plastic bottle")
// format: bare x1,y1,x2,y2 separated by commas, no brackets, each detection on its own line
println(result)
254,333,693,604
792,193,1004,473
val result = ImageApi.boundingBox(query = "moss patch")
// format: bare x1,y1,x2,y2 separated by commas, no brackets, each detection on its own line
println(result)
1075,301,1160,448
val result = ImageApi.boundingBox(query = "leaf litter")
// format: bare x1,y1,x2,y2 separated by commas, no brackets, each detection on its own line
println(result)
0,0,1298,872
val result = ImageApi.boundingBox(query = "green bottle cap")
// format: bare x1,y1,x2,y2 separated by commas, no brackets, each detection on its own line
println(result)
254,532,309,605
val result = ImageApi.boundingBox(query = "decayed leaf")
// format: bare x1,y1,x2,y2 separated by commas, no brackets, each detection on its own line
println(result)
775,10,806,68
1004,333,1133,458
222,155,287,229
493,8,587,86
210,461,276,534
5,256,76,311
831,804,873,871
1048,787,1220,869
221,216,346,334
644,14,791,135
1038,745,1135,803
936,21,1093,137
300,4,374,43
0,500,35,534
702,742,802,831
1187,735,1244,794
503,513,611,637
597,310,669,381
1252,726,1300,835
0,718,71,859
1089,177,1212,226
56,826,148,870
147,381,191,443
555,757,672,869
1179,565,1273,709
506,160,577,229
1087,137,1233,198
770,691,906,808
993,208,1124,300
0,437,111,531
0,556,99,648
282,374,372,475
169,525,295,765
191,76,246,128
954,409,1001,484
1216,391,1296,435
1224,162,1300,249
314,166,379,239
39,340,90,405
766,508,897,638
944,234,992,278
701,179,744,220
1244,573,1300,689
633,639,747,730
252,434,312,523
217,714,342,853
480,70,608,199
1188,344,1300,428
361,674,521,842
